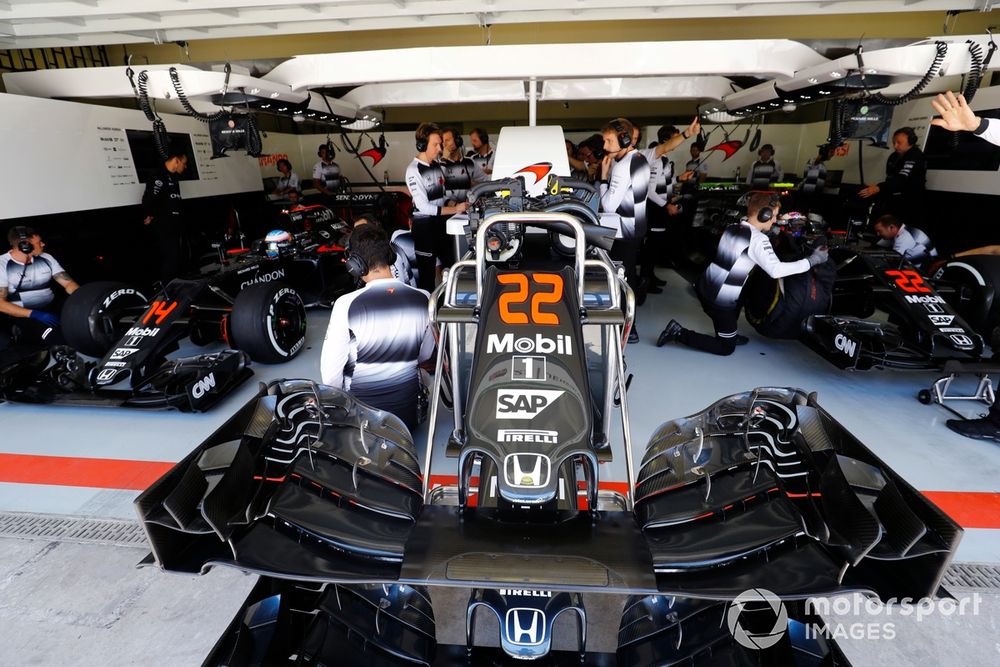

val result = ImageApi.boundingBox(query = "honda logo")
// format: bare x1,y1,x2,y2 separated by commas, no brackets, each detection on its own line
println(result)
503,454,551,488
949,334,974,348
505,608,545,646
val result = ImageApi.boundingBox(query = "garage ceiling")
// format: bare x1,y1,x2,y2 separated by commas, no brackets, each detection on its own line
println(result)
0,1,996,49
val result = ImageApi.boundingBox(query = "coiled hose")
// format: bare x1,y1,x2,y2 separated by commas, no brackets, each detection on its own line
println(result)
871,41,948,106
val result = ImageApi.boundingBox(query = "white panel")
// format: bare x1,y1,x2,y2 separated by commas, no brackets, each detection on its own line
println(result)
342,80,527,109
540,77,734,101
492,126,572,197
264,40,828,90
0,92,262,220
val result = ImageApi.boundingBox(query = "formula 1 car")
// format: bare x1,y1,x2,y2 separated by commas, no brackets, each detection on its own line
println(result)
136,159,960,662
0,218,353,411
741,214,987,372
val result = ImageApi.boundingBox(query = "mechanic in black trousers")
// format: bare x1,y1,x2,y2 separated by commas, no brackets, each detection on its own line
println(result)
656,193,828,356
405,122,468,292
320,225,435,430
858,127,926,226
142,149,189,283
0,226,79,347
600,117,651,343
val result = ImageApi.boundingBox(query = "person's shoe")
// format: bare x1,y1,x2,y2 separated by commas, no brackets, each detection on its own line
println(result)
628,326,640,344
656,320,684,347
635,284,648,307
946,416,1000,442
651,275,667,287
647,284,664,294
732,334,750,346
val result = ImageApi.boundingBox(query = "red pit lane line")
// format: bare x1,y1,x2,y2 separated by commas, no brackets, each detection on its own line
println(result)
0,457,998,529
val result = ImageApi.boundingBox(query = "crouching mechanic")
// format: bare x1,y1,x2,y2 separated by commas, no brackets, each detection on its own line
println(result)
872,214,937,269
656,193,828,355
320,225,435,429
0,226,79,347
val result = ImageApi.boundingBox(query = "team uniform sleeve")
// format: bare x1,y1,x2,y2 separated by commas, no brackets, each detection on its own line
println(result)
41,253,65,276
141,178,162,217
0,258,8,291
405,162,440,217
600,160,630,213
748,232,811,279
773,161,784,182
288,172,300,191
320,298,352,388
311,162,323,181
880,156,920,195
973,118,1000,147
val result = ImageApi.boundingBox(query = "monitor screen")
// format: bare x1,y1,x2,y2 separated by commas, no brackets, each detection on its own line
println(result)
125,130,200,183
925,107,1000,172
839,101,893,147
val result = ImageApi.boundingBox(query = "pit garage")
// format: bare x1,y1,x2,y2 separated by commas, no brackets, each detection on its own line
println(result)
1,2,1000,665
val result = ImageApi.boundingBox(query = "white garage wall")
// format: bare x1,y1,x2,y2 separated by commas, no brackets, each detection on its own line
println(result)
0,93,263,221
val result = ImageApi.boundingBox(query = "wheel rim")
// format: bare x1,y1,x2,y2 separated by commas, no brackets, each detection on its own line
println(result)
270,293,306,354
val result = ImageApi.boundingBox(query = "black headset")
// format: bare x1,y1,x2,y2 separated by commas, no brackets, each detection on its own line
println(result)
415,127,433,153
13,226,33,254
610,119,632,151
344,234,396,280
756,194,782,223
318,142,336,160
895,127,918,147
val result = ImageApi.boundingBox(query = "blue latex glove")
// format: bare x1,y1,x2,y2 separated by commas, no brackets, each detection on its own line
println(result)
29,310,60,327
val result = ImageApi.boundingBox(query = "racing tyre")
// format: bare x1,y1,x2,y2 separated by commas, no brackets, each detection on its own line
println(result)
229,282,306,364
61,281,148,357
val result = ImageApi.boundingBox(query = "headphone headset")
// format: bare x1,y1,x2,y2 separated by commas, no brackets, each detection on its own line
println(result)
13,226,33,254
415,127,434,153
756,194,782,223
610,119,632,151
318,142,336,160
344,232,397,280
454,132,464,149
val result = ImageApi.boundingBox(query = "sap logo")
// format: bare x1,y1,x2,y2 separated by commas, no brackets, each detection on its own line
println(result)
929,315,954,326
905,294,945,305
191,373,217,400
497,429,558,444
834,333,857,357
109,347,138,361
503,453,551,488
102,288,143,309
125,327,159,337
496,389,564,420
487,333,572,356
240,269,286,290
95,368,118,382
505,608,545,647
500,589,553,598
950,334,975,349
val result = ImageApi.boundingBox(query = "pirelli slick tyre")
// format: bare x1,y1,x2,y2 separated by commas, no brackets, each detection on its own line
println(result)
229,282,306,364
61,281,148,357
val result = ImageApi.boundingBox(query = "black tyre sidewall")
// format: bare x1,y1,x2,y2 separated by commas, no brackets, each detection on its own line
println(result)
61,281,148,357
229,282,306,364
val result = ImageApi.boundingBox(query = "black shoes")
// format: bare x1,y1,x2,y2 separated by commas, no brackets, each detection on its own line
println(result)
647,285,664,294
732,334,750,346
656,320,684,347
946,416,1000,443
628,326,640,344
650,275,667,287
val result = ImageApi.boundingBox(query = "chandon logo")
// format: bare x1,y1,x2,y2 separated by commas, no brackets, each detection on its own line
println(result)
834,333,857,357
240,269,286,290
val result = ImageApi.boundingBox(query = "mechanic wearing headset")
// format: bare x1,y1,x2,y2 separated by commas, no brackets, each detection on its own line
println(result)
320,224,435,429
272,158,301,198
0,226,79,346
440,127,474,204
312,143,342,203
656,192,828,356
858,127,926,225
468,127,494,184
351,214,416,287
405,122,468,292
635,119,701,291
600,117,651,342
142,148,189,282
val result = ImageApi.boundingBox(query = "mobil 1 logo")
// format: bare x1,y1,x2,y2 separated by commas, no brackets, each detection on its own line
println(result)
512,355,546,381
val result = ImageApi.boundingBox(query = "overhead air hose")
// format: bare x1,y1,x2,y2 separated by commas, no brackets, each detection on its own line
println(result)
870,41,948,106
128,68,171,160
169,65,228,122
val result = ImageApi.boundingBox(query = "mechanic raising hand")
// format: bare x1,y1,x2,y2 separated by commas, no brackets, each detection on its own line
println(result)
0,226,79,348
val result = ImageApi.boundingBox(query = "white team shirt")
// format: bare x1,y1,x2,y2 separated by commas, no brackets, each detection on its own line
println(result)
0,252,65,308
